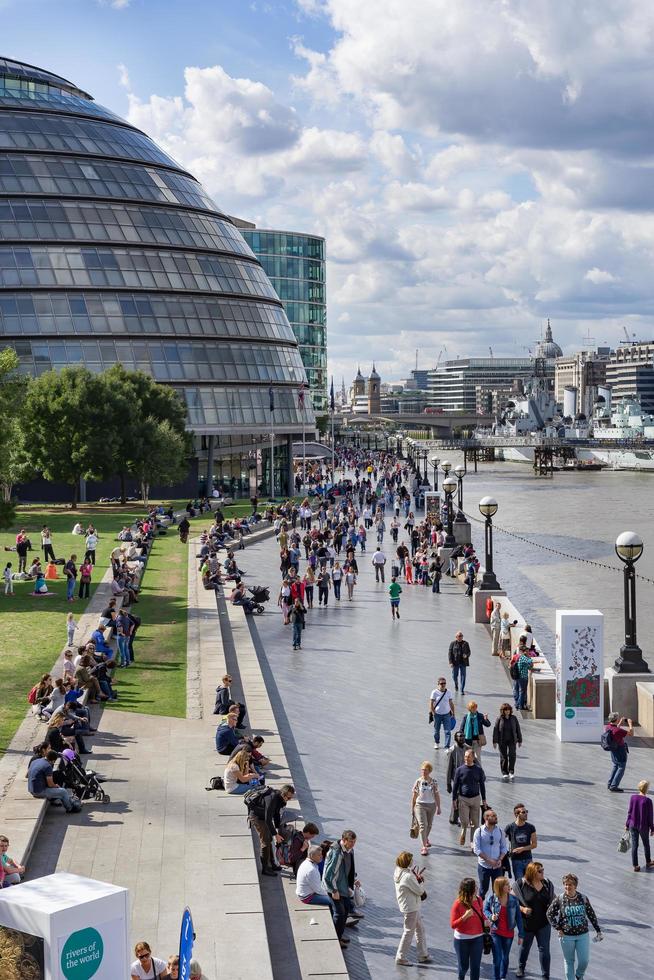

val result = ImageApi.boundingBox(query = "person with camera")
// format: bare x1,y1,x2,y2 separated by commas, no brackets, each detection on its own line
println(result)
394,851,432,966
603,712,633,792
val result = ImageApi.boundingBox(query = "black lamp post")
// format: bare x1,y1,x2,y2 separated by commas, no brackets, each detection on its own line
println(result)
478,496,501,591
454,463,466,523
431,457,440,490
614,532,649,673
442,476,457,548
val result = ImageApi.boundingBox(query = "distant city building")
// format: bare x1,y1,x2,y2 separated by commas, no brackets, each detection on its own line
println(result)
235,219,327,415
533,319,563,362
555,348,611,418
403,368,430,390
428,357,538,412
475,385,517,417
368,364,381,414
605,341,654,413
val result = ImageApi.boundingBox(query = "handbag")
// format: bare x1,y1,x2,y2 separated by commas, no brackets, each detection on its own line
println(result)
410,812,420,839
353,882,366,907
472,905,492,955
450,715,457,731
478,733,487,747
618,830,631,853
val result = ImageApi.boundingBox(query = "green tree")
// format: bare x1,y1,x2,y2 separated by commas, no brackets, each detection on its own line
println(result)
21,367,119,508
0,348,32,524
128,417,188,506
102,365,190,503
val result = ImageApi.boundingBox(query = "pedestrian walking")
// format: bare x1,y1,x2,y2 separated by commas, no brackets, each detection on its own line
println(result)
459,701,491,758
290,597,306,650
345,565,357,600
429,677,456,750
452,749,487,848
450,877,488,980
389,576,402,619
473,809,508,899
546,873,602,980
448,630,471,695
429,555,443,593
514,640,536,710
411,762,441,856
625,779,654,871
3,561,13,595
303,567,315,609
492,703,522,780
332,561,343,601
372,547,387,582
483,876,523,980
278,579,291,624
603,712,634,792
512,862,553,979
317,568,331,606
504,804,537,881
490,601,502,656
394,851,432,966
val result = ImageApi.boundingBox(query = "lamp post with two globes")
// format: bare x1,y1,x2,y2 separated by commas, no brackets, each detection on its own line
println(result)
442,476,458,548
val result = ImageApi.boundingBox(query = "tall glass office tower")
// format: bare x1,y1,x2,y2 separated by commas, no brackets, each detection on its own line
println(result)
236,222,327,416
0,57,313,495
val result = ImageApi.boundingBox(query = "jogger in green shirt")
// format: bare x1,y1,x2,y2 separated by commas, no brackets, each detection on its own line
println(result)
389,577,402,619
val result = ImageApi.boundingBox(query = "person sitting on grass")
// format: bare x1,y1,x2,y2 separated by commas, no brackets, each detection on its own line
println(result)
90,626,113,659
32,568,50,595
74,656,107,704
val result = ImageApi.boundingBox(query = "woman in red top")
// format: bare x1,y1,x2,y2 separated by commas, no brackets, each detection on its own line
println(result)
450,876,488,980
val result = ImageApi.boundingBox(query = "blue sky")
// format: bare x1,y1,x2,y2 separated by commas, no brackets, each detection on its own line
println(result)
4,1,654,383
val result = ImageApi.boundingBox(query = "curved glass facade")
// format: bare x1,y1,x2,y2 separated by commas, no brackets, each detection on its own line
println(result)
0,57,313,437
241,228,327,414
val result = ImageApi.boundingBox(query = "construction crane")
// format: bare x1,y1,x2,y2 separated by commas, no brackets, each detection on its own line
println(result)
435,346,447,370
622,325,637,345
488,346,493,359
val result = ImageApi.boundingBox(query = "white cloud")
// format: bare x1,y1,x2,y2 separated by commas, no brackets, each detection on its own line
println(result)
116,63,130,89
585,267,618,284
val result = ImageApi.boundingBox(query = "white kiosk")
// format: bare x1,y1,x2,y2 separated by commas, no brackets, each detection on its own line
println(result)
0,872,129,979
555,609,604,742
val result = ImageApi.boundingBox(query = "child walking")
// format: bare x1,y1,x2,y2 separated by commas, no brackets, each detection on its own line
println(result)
3,562,13,595
66,611,77,646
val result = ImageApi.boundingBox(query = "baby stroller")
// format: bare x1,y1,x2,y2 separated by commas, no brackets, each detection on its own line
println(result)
58,750,111,804
247,585,270,615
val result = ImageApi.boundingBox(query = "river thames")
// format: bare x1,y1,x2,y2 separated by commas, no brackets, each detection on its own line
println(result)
430,453,654,671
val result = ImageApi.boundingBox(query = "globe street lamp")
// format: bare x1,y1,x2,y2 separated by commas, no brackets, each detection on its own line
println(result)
431,457,440,490
441,459,452,477
614,532,650,673
442,476,458,548
478,496,501,591
454,463,466,523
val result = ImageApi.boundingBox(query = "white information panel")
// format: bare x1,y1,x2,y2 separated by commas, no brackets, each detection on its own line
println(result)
0,871,129,980
555,609,604,742
424,490,443,522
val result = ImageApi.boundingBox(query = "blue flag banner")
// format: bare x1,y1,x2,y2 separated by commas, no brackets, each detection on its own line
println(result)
269,385,275,413
179,907,194,980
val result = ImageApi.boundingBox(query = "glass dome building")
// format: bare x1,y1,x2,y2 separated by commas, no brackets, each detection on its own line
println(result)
0,57,313,496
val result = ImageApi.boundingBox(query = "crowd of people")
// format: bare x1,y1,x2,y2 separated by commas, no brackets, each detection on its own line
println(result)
20,512,159,817
245,445,653,979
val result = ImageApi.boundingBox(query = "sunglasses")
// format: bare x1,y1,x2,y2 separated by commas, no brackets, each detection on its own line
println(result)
137,953,150,960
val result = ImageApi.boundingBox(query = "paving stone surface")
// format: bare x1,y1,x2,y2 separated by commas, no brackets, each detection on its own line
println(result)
245,531,654,980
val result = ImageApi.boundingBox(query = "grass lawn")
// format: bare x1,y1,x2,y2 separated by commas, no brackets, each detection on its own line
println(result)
0,500,193,755
105,528,188,718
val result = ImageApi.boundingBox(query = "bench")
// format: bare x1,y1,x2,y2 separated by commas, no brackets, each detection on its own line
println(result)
224,600,348,978
186,539,274,978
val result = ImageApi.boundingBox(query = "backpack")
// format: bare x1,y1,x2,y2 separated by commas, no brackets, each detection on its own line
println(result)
244,785,273,813
600,728,614,751
205,776,225,791
509,660,521,680
27,685,38,705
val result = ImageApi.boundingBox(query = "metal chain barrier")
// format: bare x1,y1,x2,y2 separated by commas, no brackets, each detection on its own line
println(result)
462,509,654,587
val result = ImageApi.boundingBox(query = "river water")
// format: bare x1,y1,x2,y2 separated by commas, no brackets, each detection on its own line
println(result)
427,452,654,670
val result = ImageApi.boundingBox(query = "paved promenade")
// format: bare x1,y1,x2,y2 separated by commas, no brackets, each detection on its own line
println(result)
246,532,653,980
